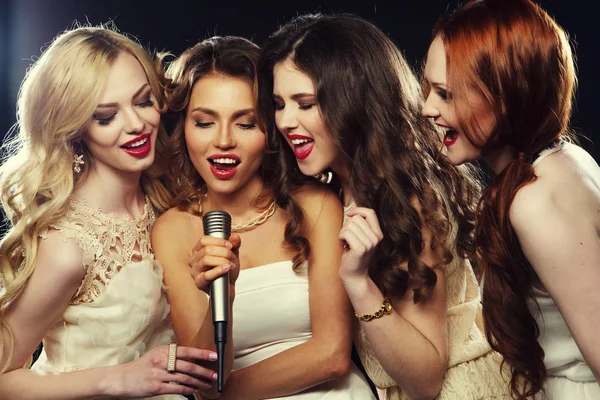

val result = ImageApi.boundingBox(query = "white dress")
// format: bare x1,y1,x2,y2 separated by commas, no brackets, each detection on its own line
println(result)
528,288,600,399
32,198,182,400
232,260,376,399
526,139,600,399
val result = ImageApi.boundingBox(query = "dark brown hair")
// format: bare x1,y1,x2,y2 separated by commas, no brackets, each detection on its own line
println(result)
432,0,577,397
258,14,481,301
163,36,310,270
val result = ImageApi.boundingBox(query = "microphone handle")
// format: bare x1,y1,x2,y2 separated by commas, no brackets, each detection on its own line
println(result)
207,231,230,393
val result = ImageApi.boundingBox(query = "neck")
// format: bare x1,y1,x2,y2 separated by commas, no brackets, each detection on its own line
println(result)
73,164,145,217
203,176,268,222
483,145,518,175
330,160,354,207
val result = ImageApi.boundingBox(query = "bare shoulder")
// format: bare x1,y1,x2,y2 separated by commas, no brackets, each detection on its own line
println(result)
37,229,86,284
512,143,600,234
152,206,198,239
291,182,342,225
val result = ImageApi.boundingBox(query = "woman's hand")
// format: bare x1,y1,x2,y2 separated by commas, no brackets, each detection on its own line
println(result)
338,207,383,283
189,234,241,293
108,344,219,397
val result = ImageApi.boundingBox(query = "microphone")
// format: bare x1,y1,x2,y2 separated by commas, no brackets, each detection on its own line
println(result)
202,210,232,393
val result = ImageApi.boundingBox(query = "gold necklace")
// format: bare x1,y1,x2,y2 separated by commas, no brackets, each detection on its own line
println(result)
198,195,277,232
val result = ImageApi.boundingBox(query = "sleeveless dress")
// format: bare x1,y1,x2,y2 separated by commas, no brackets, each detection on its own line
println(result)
526,140,600,399
232,260,376,399
32,197,182,400
345,200,512,400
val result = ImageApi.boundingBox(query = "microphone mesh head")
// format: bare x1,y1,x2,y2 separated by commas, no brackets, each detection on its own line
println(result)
202,210,232,238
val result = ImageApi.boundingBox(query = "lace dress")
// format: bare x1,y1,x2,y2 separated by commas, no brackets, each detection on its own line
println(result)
345,200,512,400
32,197,181,400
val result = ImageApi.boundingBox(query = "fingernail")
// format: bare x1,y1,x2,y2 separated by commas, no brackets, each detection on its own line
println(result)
225,241,233,249
204,382,213,389
229,262,237,270
222,264,230,271
212,372,218,381
209,352,218,361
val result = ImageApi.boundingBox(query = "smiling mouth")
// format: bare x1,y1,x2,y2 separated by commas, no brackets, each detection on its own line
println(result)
288,137,314,160
443,129,458,146
208,157,241,171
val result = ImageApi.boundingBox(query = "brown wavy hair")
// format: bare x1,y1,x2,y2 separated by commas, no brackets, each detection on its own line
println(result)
258,14,481,301
162,36,310,270
432,0,577,397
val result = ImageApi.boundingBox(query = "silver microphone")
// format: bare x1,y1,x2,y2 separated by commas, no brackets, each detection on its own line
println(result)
202,210,231,393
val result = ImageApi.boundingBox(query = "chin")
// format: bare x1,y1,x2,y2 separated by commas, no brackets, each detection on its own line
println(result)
297,162,326,178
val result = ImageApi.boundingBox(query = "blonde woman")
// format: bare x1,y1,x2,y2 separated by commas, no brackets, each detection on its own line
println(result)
0,25,221,399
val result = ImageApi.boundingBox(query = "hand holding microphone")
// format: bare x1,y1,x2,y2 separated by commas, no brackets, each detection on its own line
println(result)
189,210,241,393
189,217,241,294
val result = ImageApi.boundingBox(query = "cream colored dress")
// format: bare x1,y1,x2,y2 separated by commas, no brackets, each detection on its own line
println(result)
32,198,182,400
345,202,511,400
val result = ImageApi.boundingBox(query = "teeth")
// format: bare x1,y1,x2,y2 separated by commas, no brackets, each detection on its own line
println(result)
291,139,311,145
212,158,238,164
125,137,148,147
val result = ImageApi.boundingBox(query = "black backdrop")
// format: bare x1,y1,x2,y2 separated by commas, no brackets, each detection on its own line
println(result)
0,0,597,159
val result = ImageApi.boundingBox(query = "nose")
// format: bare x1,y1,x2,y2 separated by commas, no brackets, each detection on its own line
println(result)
124,108,145,133
214,124,236,149
422,92,440,119
276,106,299,133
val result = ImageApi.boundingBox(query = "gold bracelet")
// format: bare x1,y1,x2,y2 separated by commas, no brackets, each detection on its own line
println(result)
354,297,392,322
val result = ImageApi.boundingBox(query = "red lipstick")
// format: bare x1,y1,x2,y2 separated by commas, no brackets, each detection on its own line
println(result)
207,154,241,180
120,133,152,157
288,134,314,160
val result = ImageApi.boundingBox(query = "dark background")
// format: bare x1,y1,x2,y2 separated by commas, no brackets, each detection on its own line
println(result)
0,0,597,157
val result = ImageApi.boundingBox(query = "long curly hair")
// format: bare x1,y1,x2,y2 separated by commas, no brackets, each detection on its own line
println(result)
258,14,481,301
0,24,173,373
162,36,310,270
432,0,577,398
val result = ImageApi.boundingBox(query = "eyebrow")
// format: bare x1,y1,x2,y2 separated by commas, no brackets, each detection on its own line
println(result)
190,107,255,120
96,83,150,109
272,93,316,101
424,77,447,88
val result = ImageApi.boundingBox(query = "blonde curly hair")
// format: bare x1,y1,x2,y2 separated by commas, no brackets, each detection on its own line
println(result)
0,23,171,373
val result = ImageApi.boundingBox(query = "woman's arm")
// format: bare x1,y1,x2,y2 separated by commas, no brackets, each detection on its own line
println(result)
0,230,216,399
152,209,239,399
221,189,354,400
339,205,449,400
511,183,600,380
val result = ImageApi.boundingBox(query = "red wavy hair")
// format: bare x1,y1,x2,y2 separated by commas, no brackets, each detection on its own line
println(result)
433,0,576,398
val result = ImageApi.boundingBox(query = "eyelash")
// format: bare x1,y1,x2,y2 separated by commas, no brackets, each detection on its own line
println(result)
194,122,257,130
93,98,154,126
273,103,315,111
436,89,449,101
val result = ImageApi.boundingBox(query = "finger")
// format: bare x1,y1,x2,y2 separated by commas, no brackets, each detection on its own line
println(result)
190,255,232,272
343,219,373,249
176,346,219,363
338,228,366,255
347,207,384,239
348,215,381,247
229,234,242,250
192,235,233,253
173,358,218,382
199,245,236,260
160,373,213,391
201,263,233,283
